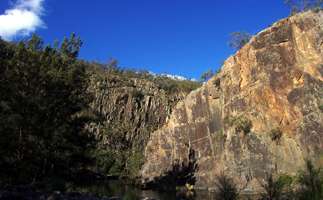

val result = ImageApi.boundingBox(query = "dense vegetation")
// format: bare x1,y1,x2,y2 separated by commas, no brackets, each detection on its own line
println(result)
0,34,95,188
214,160,323,200
86,59,201,95
0,35,201,190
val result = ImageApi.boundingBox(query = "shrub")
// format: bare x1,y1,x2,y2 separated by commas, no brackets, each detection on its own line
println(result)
313,6,323,12
259,173,284,200
200,69,214,82
125,151,144,178
93,149,116,174
270,128,283,144
107,153,125,176
259,173,289,200
235,117,252,134
297,160,323,200
284,0,323,14
132,89,144,100
214,173,239,200
224,115,253,134
85,61,201,95
277,174,294,188
213,78,221,87
319,104,323,112
154,76,201,94
227,116,253,134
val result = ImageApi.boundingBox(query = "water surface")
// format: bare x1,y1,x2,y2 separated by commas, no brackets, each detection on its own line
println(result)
72,180,258,200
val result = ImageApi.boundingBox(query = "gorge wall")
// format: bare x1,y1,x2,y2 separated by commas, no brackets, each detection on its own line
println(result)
141,11,323,192
85,67,200,176
87,72,185,150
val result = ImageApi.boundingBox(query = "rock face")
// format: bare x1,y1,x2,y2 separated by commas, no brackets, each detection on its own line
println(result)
141,11,323,192
86,69,196,153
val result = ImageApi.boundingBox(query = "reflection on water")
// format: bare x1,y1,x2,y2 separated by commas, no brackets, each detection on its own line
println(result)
71,180,258,200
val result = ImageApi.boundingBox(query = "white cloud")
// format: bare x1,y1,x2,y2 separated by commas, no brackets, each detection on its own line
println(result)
0,0,45,41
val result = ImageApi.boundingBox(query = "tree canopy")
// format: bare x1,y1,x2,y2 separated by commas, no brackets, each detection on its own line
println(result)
228,31,252,51
0,34,93,187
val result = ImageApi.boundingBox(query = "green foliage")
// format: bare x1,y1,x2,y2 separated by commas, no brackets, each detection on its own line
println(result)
106,152,125,176
85,61,201,95
200,69,214,82
319,104,323,112
259,173,289,200
0,34,200,188
93,149,117,175
225,115,252,134
92,148,143,178
229,32,252,50
284,0,323,14
270,128,283,143
297,160,323,200
125,151,144,178
90,122,145,178
131,89,145,100
153,76,201,94
214,173,239,200
60,33,83,58
27,34,44,51
259,162,323,200
0,35,93,186
235,117,252,134
277,174,295,188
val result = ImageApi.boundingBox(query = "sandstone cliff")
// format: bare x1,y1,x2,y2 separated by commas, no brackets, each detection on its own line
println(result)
141,11,323,192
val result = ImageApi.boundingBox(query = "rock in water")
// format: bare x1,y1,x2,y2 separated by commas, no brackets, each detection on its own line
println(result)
141,10,323,192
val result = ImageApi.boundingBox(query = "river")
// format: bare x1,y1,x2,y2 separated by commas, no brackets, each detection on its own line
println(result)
72,180,258,200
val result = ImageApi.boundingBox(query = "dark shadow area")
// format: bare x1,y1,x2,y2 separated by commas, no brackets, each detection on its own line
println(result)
144,148,198,191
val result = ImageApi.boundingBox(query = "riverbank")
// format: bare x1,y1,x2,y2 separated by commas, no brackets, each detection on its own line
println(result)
0,181,261,200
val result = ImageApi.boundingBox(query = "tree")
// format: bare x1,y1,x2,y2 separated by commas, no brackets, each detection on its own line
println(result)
27,34,44,51
0,34,93,186
229,32,251,51
284,0,323,14
60,32,83,58
200,69,214,82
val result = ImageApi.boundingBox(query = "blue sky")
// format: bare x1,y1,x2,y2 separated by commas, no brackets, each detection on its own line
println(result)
0,0,290,79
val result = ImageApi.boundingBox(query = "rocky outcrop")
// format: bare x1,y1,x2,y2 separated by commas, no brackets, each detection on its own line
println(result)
141,11,323,192
86,68,199,155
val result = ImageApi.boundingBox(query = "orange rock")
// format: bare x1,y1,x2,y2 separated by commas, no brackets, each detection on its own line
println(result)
141,10,323,192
